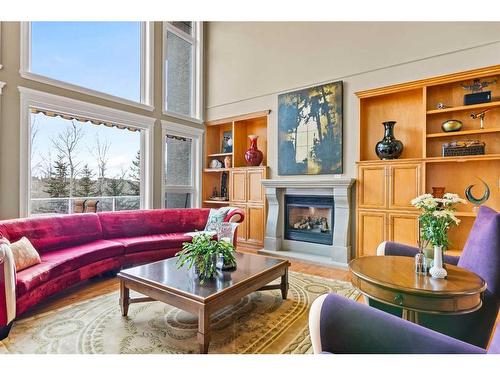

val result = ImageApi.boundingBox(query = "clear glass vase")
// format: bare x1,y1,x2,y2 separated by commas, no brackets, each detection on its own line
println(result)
414,251,427,274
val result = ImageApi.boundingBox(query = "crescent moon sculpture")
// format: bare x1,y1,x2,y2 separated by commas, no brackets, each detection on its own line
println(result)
465,178,490,206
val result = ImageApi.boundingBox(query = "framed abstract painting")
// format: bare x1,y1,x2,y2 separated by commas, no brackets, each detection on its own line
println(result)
278,81,343,175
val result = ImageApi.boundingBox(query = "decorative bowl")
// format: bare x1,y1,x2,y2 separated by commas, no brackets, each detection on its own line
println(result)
441,120,463,132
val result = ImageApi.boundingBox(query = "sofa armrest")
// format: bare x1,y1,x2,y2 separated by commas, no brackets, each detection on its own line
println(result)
376,241,419,257
376,241,460,265
225,208,245,224
0,243,16,326
309,293,485,354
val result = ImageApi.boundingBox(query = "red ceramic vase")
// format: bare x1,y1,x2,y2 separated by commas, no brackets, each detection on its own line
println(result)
244,135,263,166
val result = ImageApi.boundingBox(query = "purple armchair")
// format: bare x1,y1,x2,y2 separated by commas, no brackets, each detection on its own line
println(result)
375,205,500,349
309,293,499,354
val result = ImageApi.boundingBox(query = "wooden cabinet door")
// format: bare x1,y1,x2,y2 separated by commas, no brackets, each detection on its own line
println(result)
246,205,265,246
358,165,387,209
357,211,387,257
231,204,248,243
388,213,419,247
247,168,265,204
229,170,247,203
388,163,422,211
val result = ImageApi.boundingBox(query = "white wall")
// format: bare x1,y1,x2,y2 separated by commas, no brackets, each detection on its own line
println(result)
205,22,500,179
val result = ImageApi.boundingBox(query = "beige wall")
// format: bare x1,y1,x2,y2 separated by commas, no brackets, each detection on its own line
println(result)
0,22,204,219
205,22,500,179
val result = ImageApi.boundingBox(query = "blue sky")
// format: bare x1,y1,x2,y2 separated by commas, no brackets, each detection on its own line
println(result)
31,22,141,101
30,22,143,180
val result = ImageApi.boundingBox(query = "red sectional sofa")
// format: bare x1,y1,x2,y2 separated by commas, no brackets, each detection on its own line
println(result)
0,208,244,339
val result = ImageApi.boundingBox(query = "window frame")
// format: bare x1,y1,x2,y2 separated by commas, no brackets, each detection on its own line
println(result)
162,21,203,123
19,22,155,111
161,120,204,209
0,22,3,70
19,86,155,217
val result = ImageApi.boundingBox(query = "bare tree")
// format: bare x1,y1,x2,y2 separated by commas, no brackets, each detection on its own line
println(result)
30,116,41,177
39,150,54,179
52,120,85,197
30,116,40,160
91,134,111,196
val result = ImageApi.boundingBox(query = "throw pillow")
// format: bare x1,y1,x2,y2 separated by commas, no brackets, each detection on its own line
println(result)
204,207,230,231
9,237,41,272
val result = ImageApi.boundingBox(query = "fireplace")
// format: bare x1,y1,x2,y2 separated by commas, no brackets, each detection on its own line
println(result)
284,195,334,245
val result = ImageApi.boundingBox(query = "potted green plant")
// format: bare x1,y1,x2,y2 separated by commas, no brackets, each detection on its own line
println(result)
411,193,466,279
176,233,236,284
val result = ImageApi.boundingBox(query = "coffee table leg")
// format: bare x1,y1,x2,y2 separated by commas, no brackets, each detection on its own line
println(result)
198,308,210,354
281,268,289,300
119,280,130,317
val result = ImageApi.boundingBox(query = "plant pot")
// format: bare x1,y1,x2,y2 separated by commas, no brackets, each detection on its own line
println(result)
431,187,446,199
194,254,218,281
216,254,237,270
244,135,263,166
429,245,447,279
375,121,404,160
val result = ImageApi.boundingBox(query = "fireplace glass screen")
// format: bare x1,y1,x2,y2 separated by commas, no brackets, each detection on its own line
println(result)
285,195,334,245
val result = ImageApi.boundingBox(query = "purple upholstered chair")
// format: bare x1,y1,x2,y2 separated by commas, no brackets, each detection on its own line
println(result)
309,293,499,354
375,205,500,349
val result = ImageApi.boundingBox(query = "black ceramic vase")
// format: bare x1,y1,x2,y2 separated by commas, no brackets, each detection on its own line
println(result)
375,121,404,160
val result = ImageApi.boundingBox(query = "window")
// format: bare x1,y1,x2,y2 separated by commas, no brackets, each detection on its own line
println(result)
162,121,203,208
0,22,3,70
163,22,202,121
19,87,154,217
21,22,154,109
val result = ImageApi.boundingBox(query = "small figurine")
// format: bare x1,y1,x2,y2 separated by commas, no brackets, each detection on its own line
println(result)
470,109,490,129
465,178,490,212
461,79,497,93
436,102,450,110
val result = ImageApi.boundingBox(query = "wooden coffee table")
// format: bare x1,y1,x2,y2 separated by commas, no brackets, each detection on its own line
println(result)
117,252,290,353
349,256,486,324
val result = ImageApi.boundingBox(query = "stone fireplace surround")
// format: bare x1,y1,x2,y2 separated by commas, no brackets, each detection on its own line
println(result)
259,178,355,268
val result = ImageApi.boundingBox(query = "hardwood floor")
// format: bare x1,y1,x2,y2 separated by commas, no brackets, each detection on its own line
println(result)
21,249,351,319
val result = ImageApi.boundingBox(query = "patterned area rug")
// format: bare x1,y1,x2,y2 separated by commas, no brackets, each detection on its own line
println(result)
0,272,359,354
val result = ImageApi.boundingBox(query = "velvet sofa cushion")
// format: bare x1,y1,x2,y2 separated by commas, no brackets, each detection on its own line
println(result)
458,206,500,296
0,214,103,254
98,209,210,239
123,248,180,268
15,239,124,297
113,233,192,254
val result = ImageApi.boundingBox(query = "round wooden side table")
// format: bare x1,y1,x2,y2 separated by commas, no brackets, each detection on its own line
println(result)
349,256,487,324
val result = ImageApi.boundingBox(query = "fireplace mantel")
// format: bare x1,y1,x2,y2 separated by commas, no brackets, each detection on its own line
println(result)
261,178,355,189
259,178,355,267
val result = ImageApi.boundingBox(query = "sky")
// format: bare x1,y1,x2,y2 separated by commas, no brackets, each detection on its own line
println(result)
31,113,141,179
31,22,141,101
30,22,143,180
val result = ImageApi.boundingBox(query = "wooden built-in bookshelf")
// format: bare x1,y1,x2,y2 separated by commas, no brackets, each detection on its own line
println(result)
356,65,500,257
203,110,270,249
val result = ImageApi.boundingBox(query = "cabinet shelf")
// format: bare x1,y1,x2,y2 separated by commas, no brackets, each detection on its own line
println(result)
426,100,500,115
424,153,500,163
455,211,477,217
203,200,230,205
207,152,232,158
426,127,500,138
203,168,230,173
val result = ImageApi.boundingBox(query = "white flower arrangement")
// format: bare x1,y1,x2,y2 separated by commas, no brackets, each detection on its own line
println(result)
411,193,466,249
